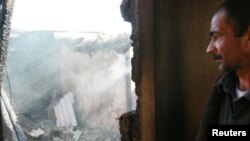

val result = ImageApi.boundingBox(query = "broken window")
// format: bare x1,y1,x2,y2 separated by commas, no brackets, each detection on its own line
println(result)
2,0,136,140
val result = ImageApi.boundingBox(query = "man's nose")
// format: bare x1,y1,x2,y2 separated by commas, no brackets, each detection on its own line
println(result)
206,40,216,54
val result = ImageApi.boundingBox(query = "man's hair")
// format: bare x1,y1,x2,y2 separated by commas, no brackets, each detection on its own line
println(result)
215,0,250,37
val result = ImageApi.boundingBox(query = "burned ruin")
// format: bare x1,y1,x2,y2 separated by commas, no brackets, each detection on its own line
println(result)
0,0,139,141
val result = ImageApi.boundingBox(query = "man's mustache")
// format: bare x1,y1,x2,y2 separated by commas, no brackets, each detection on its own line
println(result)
213,54,222,60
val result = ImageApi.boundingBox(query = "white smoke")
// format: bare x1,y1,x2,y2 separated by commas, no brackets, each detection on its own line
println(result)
60,48,132,129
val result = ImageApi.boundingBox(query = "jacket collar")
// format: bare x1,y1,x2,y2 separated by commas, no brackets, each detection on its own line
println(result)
216,71,238,96
216,71,250,101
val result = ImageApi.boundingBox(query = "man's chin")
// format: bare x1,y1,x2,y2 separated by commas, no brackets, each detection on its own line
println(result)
218,64,224,71
218,64,235,72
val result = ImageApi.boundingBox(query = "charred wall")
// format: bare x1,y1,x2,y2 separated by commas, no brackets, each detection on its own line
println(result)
120,0,156,140
120,0,141,141
0,0,18,140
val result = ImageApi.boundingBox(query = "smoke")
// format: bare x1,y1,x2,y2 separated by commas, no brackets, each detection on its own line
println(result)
59,41,134,129
3,30,136,137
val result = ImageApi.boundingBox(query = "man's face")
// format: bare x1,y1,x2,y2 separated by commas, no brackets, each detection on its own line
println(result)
206,10,246,71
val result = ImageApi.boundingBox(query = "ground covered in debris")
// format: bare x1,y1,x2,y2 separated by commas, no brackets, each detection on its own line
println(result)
20,114,120,141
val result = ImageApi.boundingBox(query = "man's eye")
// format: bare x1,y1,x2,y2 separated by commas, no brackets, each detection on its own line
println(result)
212,35,219,40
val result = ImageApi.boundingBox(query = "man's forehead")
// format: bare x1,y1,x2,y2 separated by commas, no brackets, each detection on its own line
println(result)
210,10,233,32
212,10,228,26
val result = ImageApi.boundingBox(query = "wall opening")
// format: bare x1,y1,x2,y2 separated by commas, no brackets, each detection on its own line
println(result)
2,0,136,140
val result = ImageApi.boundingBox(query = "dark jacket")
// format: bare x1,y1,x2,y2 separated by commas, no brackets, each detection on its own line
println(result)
196,71,250,141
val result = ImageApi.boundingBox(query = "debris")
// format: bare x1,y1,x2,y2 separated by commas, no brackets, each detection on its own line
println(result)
18,115,38,131
72,130,82,141
54,92,77,127
27,128,44,138
52,137,64,141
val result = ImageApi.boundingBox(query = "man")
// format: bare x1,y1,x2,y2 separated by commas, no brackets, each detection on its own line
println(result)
197,0,250,140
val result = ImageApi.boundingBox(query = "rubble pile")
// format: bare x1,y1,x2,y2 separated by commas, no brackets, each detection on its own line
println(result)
19,114,120,141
